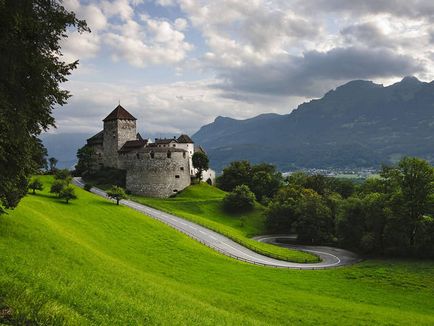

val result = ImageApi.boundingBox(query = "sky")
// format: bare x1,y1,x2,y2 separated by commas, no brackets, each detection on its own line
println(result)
54,0,434,137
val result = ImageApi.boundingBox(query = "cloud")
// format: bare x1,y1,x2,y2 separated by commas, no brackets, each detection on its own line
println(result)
217,47,424,97
294,0,434,19
53,79,294,135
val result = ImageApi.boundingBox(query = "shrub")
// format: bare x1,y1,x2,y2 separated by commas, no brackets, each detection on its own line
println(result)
223,185,255,213
59,186,77,204
84,183,93,191
107,185,127,205
54,169,71,180
28,178,43,194
50,180,65,196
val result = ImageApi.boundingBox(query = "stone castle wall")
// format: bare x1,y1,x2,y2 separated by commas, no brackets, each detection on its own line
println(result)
119,149,191,198
103,119,136,168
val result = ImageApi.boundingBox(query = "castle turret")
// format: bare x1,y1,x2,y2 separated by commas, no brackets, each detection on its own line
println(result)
103,105,137,168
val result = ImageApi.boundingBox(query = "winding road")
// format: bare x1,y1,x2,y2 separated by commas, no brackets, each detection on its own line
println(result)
73,178,360,270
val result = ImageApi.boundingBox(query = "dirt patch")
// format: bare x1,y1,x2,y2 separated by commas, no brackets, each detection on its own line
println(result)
0,306,14,324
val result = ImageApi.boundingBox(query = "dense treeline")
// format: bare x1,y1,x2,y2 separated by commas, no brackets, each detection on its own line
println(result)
217,157,434,258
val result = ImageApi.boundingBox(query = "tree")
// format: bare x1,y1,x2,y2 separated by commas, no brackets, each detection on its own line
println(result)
0,1,88,213
59,186,76,204
382,157,434,248
218,161,283,202
222,185,256,213
294,189,334,244
55,169,71,181
50,180,65,197
76,145,95,176
107,186,127,205
192,152,209,180
49,157,58,173
250,164,283,202
266,185,304,232
217,161,252,192
28,178,43,194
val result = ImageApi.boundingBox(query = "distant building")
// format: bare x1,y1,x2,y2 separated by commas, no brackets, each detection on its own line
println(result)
85,105,215,197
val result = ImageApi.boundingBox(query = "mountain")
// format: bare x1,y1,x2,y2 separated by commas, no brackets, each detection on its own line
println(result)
193,77,434,171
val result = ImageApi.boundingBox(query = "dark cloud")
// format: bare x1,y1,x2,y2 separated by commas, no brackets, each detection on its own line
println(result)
295,0,434,19
217,47,424,97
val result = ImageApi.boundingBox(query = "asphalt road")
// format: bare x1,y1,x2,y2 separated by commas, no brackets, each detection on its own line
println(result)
73,178,360,270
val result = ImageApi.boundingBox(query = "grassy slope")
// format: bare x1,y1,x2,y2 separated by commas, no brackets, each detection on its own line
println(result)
0,177,433,324
129,183,318,263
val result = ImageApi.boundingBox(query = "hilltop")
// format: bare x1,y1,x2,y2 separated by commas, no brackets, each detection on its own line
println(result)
193,77,434,171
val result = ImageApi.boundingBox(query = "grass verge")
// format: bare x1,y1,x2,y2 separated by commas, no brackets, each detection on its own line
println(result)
128,182,318,263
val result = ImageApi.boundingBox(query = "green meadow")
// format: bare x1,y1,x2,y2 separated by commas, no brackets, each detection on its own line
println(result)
0,176,434,325
130,182,318,263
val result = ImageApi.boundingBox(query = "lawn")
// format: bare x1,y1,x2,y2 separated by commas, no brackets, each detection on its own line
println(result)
0,176,434,325
129,182,318,263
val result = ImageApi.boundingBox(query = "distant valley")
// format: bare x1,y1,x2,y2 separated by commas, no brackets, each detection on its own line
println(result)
193,77,434,171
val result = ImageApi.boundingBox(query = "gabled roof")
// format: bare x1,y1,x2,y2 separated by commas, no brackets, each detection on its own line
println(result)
177,134,194,143
103,105,137,122
87,130,104,146
155,137,177,144
118,139,148,153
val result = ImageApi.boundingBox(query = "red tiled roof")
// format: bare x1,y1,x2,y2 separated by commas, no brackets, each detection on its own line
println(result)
103,105,137,122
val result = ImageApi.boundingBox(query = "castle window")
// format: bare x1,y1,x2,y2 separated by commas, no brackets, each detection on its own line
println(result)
173,144,176,147
136,153,140,159
175,175,180,179
183,152,186,158
150,151,155,159
173,189,178,193
167,151,171,158
180,167,184,171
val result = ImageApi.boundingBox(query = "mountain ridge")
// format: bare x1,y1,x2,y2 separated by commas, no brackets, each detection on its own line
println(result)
192,77,434,171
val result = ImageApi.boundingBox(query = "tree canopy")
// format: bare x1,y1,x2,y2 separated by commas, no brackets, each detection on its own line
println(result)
0,0,88,213
192,152,209,180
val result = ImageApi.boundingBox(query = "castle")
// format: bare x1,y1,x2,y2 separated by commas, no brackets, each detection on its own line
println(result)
86,105,215,198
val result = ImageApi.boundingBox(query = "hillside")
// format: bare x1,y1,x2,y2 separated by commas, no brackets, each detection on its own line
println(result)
129,182,318,263
193,77,434,171
1,177,434,324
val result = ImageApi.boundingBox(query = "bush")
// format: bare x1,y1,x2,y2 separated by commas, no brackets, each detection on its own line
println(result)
84,167,126,188
223,185,256,213
50,180,65,196
59,186,77,204
84,183,93,191
107,185,127,205
28,178,43,194
54,169,71,180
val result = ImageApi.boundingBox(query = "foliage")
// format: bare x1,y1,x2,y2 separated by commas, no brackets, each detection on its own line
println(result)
0,1,88,214
129,182,317,263
50,180,65,197
28,178,43,195
192,151,209,180
222,185,255,213
54,169,71,181
58,186,76,204
75,145,95,176
48,157,58,173
107,186,127,205
1,176,434,324
267,157,434,257
83,167,126,188
217,161,283,202
266,186,334,244
84,183,93,191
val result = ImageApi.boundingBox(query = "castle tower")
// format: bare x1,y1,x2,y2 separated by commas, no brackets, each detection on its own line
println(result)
103,105,137,168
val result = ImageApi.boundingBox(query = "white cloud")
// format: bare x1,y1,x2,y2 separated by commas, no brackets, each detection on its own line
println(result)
54,79,296,134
